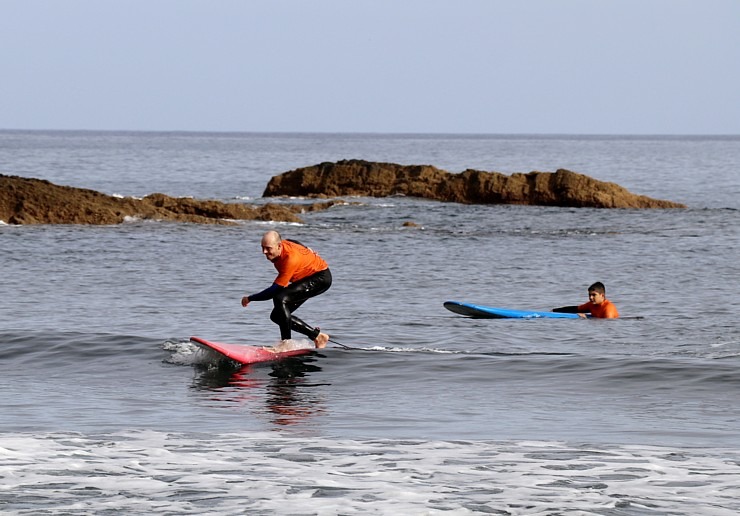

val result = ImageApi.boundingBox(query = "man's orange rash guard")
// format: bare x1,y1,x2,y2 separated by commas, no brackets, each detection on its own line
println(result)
272,240,329,287
577,299,619,318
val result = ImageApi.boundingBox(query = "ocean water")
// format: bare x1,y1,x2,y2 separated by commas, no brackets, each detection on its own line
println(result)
1,130,739,514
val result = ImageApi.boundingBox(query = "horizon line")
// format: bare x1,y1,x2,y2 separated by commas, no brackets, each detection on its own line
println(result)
1,128,739,139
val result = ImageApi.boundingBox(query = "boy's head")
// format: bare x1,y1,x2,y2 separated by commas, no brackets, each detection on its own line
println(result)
587,282,606,305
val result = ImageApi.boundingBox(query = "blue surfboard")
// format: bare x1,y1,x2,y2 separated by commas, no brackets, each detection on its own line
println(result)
444,300,584,319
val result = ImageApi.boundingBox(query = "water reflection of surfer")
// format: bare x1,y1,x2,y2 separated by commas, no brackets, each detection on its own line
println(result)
267,359,326,426
194,357,325,426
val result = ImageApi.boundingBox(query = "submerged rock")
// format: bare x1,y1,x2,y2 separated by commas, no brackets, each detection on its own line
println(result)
263,159,686,209
0,175,334,225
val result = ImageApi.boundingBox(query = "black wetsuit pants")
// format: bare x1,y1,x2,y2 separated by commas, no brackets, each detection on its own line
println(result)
270,268,332,341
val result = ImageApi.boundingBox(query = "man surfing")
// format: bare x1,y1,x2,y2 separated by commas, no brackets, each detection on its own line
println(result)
241,230,332,348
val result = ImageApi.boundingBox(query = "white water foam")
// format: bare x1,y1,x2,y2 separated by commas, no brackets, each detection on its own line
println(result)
1,431,739,514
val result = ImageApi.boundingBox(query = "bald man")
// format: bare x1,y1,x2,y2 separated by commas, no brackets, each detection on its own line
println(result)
241,231,332,347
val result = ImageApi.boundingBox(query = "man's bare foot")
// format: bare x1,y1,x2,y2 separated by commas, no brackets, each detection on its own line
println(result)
314,332,329,348
264,340,292,353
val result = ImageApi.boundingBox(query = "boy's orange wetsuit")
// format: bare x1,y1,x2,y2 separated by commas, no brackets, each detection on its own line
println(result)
246,240,332,340
577,299,619,318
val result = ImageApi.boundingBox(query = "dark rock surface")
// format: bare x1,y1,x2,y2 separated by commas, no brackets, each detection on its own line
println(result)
0,174,334,225
263,159,686,209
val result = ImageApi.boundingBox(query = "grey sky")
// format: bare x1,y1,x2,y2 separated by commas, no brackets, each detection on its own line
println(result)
2,0,738,134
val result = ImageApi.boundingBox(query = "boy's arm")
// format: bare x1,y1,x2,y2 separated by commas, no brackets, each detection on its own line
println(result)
552,305,579,313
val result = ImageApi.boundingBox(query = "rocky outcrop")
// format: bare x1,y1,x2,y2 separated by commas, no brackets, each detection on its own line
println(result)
0,174,334,225
1,157,686,225
263,159,686,209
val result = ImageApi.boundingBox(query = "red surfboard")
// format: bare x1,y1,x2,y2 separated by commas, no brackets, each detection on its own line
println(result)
190,336,313,365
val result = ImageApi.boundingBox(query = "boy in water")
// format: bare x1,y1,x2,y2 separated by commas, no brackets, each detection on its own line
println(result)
553,282,619,318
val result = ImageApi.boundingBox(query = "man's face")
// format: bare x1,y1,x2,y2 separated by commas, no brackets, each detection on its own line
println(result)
261,239,282,262
588,289,605,305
